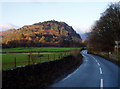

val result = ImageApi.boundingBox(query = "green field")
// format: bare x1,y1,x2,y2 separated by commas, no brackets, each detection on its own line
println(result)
2,47,81,53
2,47,81,70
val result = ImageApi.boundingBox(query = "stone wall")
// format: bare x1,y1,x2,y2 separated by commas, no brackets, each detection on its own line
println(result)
2,53,83,89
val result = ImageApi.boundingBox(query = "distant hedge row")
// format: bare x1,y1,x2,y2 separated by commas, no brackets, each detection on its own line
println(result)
2,39,85,48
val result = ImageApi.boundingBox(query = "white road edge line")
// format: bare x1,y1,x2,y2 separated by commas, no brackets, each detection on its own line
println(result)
88,55,104,89
90,55,98,63
100,79,103,89
100,67,103,74
95,59,98,63
98,63,100,66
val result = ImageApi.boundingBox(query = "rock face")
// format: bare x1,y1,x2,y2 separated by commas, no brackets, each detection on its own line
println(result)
1,20,82,48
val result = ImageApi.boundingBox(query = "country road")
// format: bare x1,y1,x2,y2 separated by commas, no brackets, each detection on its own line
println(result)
49,50,119,89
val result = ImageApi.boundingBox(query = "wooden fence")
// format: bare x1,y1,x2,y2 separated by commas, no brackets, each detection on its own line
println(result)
2,52,71,70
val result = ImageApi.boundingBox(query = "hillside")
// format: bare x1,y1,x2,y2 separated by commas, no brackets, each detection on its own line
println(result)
1,20,82,48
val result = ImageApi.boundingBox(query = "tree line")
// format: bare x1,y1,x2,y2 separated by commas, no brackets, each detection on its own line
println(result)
2,39,84,48
87,2,120,52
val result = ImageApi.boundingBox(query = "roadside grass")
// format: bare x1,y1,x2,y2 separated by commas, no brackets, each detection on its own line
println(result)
88,51,120,66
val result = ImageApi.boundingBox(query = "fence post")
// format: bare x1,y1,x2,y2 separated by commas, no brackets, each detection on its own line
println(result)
32,58,34,64
31,58,34,73
38,51,39,55
14,57,16,68
40,56,41,62
28,55,30,65
59,54,60,59
54,54,55,60
48,54,49,61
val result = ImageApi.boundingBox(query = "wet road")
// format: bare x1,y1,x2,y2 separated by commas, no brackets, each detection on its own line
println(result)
50,50,119,89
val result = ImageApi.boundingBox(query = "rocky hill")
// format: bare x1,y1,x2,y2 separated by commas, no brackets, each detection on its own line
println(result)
1,20,82,48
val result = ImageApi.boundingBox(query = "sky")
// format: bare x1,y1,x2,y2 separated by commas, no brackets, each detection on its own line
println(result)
0,1,119,34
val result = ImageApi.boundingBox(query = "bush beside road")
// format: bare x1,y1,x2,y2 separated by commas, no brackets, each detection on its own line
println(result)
88,50,120,66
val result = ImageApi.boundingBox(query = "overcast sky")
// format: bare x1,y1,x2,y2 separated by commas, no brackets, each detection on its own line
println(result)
0,1,119,34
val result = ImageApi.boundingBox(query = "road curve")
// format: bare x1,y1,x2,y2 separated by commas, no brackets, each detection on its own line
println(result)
49,50,119,88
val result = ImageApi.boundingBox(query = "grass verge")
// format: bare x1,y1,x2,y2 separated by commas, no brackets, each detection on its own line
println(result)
88,51,120,66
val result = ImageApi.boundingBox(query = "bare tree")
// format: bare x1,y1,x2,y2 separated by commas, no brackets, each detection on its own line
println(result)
87,2,120,51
